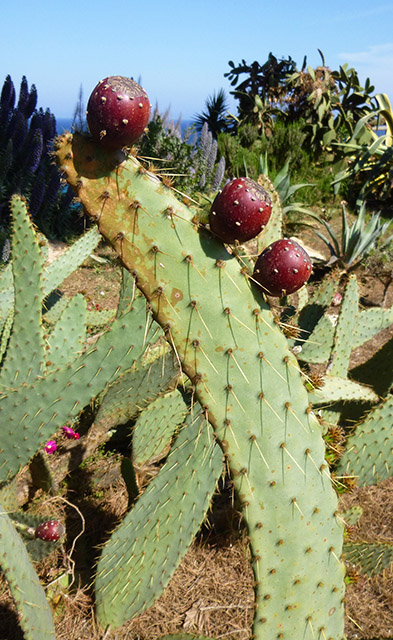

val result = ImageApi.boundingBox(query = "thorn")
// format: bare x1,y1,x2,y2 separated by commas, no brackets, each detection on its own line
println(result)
193,340,219,374
258,352,287,383
284,402,309,433
223,308,256,335
185,254,207,282
250,434,270,470
226,384,246,413
280,442,306,475
189,300,213,339
291,497,304,517
226,348,249,383
258,392,283,423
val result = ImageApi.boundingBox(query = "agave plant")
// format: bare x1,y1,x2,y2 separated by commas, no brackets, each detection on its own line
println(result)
303,200,392,270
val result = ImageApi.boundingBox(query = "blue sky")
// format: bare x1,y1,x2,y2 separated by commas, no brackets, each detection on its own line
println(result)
1,0,393,121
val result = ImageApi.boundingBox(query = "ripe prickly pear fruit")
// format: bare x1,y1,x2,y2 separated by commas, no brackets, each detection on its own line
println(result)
209,177,272,244
86,76,150,150
35,519,65,542
253,238,312,297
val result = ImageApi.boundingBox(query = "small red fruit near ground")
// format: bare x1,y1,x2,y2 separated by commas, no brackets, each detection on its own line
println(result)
86,76,150,150
253,238,312,297
35,519,65,542
209,177,272,244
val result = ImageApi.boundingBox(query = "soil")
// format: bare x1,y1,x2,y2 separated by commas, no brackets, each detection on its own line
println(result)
2,233,393,640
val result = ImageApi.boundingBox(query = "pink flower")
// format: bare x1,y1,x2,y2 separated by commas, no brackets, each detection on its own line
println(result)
62,426,80,440
44,440,57,454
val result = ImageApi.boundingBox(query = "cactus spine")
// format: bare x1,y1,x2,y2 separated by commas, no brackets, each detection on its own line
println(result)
56,133,346,639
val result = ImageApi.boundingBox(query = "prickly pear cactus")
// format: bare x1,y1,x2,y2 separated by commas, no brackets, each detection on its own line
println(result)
0,195,159,483
56,133,346,639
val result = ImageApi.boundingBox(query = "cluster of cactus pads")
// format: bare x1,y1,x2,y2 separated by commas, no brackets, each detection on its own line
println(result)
1,81,393,639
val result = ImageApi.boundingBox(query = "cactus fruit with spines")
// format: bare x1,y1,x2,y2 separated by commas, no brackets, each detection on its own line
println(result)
56,131,346,638
209,176,272,244
87,76,150,150
253,237,312,297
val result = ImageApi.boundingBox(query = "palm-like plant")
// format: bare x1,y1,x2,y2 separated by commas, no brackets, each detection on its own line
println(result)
193,89,230,138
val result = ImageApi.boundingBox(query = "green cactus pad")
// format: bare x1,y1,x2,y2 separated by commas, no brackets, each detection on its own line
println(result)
335,393,393,486
93,342,180,433
300,300,393,366
57,133,346,640
0,505,56,639
1,195,46,386
296,274,337,344
308,375,378,405
46,293,87,368
95,410,223,628
132,389,188,465
340,506,363,526
344,540,393,576
0,293,158,482
41,225,101,296
350,334,393,398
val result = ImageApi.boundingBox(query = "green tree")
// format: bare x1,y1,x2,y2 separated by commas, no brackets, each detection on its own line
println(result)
224,53,298,125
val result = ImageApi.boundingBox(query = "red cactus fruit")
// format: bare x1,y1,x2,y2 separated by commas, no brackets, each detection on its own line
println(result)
35,519,65,542
209,177,272,244
86,76,150,150
253,238,312,297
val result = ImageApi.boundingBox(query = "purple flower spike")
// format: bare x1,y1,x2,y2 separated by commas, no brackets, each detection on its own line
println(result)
44,440,57,454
